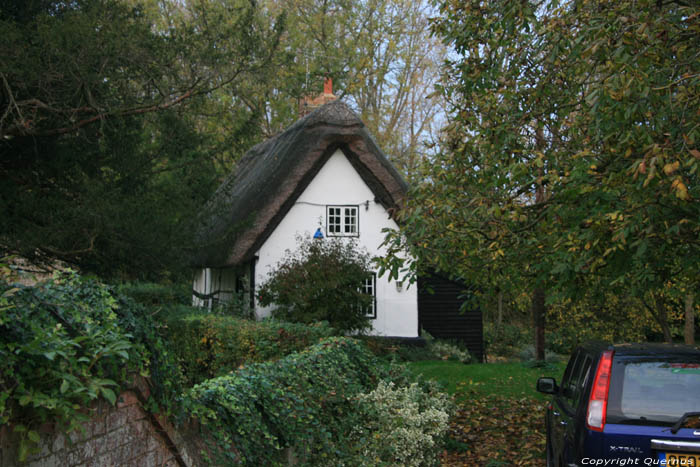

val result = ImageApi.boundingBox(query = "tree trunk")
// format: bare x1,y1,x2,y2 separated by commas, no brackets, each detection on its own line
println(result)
532,126,547,361
532,288,546,361
685,293,695,345
497,290,503,332
654,295,673,343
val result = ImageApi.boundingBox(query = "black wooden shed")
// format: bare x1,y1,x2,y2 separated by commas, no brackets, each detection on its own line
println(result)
417,273,484,362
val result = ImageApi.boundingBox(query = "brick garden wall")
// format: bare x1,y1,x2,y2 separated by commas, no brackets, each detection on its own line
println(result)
0,378,203,467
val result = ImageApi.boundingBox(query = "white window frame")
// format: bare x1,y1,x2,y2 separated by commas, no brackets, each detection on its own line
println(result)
326,205,359,237
360,273,377,319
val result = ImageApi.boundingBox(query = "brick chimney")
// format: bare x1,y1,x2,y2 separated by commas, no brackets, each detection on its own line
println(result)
323,77,333,96
299,77,337,117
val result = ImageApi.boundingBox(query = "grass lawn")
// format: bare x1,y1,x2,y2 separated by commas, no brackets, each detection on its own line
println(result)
407,360,566,400
407,360,566,467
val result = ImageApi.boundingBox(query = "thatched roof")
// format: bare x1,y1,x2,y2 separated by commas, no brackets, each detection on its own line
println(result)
192,100,408,268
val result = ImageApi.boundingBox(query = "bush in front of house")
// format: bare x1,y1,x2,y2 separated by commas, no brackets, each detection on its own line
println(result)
161,306,336,385
258,235,375,333
184,337,452,466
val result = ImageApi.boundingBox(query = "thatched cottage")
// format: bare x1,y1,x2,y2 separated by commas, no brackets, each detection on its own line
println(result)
191,85,482,356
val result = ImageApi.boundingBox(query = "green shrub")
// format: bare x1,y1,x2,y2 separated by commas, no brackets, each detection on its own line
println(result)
184,337,386,465
484,322,532,358
429,340,472,364
347,380,452,467
113,296,185,413
161,306,336,385
116,281,190,307
258,236,374,333
517,344,561,364
361,334,473,364
211,291,254,319
360,336,436,362
0,271,184,461
421,331,473,364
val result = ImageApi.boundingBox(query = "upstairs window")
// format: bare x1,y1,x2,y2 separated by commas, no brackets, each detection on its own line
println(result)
327,205,358,236
360,273,376,319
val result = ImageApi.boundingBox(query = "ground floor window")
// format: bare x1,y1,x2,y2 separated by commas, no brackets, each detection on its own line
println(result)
361,273,377,319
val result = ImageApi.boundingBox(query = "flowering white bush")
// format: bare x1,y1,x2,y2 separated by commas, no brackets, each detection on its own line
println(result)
346,380,453,467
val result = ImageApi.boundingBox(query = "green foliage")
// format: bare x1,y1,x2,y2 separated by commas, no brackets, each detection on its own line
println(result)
183,337,387,465
484,323,533,359
517,346,560,366
161,306,336,386
213,294,255,320
258,236,374,333
0,0,285,280
428,341,473,364
0,269,184,460
116,281,190,308
380,0,700,349
545,296,659,354
110,296,185,415
422,331,473,364
0,271,136,458
361,335,473,364
361,336,437,362
345,380,452,467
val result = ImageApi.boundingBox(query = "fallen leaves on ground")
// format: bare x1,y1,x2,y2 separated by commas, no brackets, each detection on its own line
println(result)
441,386,547,467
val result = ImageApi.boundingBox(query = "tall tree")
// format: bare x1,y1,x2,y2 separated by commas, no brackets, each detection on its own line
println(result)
0,0,285,279
379,0,700,353
260,0,446,175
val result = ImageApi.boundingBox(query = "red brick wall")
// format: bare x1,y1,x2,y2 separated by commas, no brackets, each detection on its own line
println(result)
0,378,202,467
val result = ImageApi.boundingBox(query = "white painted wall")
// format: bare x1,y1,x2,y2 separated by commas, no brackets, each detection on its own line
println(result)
255,149,418,337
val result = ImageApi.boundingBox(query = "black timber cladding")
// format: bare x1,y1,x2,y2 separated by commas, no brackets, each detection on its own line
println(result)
417,273,484,362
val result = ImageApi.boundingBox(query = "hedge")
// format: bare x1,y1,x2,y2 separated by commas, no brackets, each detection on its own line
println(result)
160,306,336,385
184,337,386,466
116,281,190,307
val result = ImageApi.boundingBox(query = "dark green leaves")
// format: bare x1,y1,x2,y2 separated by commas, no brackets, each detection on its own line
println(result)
258,236,375,334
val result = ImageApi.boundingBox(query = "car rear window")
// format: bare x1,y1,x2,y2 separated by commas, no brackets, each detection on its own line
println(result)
608,358,700,424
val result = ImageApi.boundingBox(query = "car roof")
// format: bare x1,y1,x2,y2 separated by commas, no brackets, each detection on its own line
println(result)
610,342,700,357
578,341,700,358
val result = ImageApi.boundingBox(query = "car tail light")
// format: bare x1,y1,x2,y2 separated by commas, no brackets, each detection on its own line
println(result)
587,350,614,431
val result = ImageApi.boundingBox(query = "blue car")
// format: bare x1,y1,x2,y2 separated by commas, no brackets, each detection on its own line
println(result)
537,342,700,466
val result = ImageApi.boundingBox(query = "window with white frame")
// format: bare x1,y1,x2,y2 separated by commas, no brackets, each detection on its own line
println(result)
360,273,376,319
326,205,358,236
